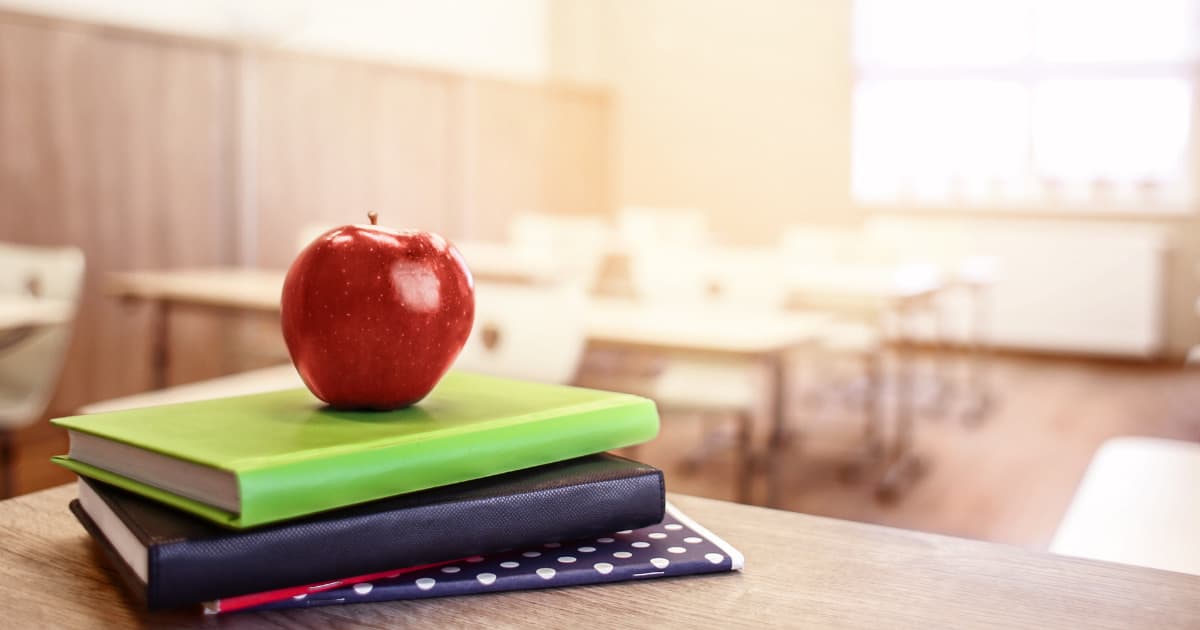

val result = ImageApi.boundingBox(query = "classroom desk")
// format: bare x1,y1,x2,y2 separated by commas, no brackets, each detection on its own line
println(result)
586,300,828,504
106,268,935,504
0,485,1196,628
108,269,283,390
106,270,825,442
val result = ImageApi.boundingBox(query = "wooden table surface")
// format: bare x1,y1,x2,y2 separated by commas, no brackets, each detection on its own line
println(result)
107,269,830,354
107,269,284,312
1,485,1196,628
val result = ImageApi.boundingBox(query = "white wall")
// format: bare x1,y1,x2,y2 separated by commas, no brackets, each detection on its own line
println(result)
0,0,549,80
551,0,855,244
550,0,1200,357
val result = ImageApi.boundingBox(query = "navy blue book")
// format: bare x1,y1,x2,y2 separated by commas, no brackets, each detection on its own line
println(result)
69,454,665,609
215,503,743,614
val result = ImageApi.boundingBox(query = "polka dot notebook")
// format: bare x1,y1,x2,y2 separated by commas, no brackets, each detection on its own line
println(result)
210,503,743,614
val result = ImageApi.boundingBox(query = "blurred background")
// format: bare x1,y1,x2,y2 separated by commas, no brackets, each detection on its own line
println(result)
2,0,1199,569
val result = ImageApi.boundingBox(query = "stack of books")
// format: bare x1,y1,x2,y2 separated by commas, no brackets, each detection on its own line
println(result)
52,371,743,614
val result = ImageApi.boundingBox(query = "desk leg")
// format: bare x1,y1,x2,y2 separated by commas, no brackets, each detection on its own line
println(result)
764,351,788,508
151,301,172,391
877,305,926,502
961,283,994,425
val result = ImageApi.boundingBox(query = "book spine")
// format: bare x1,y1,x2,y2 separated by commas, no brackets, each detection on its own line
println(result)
150,468,665,608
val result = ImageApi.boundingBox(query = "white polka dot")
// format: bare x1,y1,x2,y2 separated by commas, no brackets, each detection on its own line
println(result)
522,551,542,558
577,546,596,553
536,568,556,580
292,594,307,600
597,537,614,543
544,542,562,548
650,557,670,569
667,546,686,554
616,530,633,534
499,561,520,569
705,553,725,564
353,583,373,595
593,562,614,575
557,556,577,564
664,523,684,531
476,573,497,586
466,556,485,563
631,541,650,548
684,537,703,544
648,533,668,539
613,551,632,559
415,577,436,591
441,566,461,574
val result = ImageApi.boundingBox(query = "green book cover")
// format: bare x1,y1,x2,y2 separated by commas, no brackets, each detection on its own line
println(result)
51,371,659,529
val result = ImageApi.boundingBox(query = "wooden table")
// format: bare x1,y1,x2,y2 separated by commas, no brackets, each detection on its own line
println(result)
106,271,826,453
106,268,938,505
586,299,828,504
108,269,283,390
1,485,1197,628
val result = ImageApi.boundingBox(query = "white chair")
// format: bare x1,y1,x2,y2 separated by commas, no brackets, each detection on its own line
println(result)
1051,437,1200,575
453,281,589,385
617,207,708,253
610,236,821,502
0,243,85,497
509,213,611,289
618,207,712,307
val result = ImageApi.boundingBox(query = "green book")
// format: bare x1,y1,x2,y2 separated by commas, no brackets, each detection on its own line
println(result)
52,372,659,529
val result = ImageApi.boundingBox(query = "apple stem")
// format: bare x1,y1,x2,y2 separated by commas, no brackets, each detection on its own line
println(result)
367,211,378,226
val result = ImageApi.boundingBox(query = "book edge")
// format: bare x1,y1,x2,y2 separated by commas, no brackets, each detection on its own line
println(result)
237,402,660,526
665,502,745,570
51,385,658,473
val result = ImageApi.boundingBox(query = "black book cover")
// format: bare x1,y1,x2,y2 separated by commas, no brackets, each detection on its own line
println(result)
69,453,665,609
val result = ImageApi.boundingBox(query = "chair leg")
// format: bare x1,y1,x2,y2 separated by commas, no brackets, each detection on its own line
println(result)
681,415,738,474
0,429,13,499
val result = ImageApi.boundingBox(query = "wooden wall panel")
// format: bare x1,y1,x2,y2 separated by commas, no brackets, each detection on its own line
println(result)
458,80,612,240
252,52,456,267
458,78,549,240
544,87,611,217
0,18,234,412
0,10,612,412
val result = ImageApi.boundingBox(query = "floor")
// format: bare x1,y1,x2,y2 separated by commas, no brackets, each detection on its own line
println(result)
9,353,1200,550
630,353,1200,550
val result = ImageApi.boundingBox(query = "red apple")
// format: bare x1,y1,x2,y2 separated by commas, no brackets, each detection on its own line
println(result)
281,212,474,410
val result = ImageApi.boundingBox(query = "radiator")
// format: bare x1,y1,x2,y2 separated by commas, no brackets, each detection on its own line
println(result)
866,216,1170,358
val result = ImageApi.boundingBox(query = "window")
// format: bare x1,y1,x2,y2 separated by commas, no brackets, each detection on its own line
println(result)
852,0,1199,210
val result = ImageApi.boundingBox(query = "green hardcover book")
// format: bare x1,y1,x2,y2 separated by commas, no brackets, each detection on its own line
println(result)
52,371,659,529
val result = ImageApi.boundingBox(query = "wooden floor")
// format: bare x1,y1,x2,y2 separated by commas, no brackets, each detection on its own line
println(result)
9,353,1200,550
633,353,1200,550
